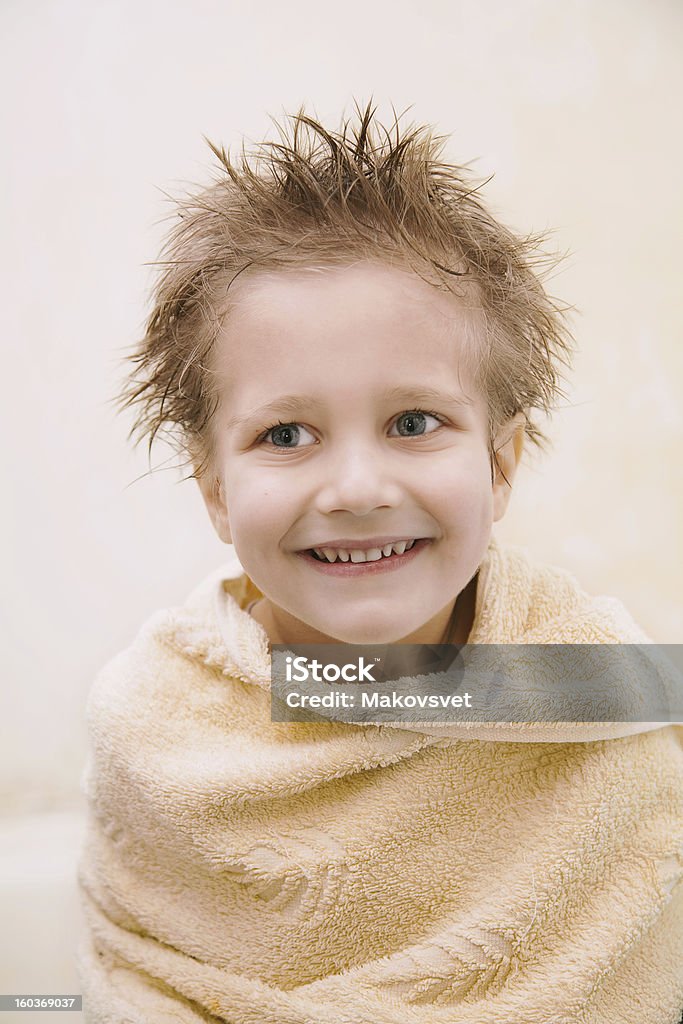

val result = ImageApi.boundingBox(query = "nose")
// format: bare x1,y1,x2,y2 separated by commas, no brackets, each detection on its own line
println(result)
313,441,404,516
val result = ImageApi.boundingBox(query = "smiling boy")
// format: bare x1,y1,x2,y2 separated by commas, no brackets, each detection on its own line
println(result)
77,108,683,1023
199,261,523,648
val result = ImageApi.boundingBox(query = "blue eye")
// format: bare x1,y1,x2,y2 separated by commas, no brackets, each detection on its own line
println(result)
391,410,443,436
271,424,298,447
259,409,444,450
262,422,317,448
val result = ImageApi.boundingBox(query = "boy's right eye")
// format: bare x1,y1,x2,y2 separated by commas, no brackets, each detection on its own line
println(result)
260,421,317,448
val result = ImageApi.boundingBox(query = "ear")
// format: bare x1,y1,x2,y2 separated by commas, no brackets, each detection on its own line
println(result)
196,472,232,544
491,413,526,522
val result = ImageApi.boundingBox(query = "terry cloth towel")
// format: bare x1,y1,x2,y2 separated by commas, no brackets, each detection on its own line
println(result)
77,536,683,1024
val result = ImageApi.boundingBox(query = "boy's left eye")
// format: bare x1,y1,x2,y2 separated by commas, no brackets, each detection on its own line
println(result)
389,410,443,437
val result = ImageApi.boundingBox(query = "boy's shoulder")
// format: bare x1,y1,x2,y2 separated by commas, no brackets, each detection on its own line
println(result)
84,551,262,730
474,536,652,644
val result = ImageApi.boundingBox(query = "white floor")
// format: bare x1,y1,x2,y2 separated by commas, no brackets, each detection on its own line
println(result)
0,810,86,1022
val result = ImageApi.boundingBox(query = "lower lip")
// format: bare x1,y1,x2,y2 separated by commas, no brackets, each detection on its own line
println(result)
296,539,432,576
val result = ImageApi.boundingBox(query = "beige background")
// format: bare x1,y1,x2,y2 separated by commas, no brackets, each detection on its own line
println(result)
1,0,681,1004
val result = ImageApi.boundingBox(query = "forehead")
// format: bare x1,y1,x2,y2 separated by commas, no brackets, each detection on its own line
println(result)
223,260,479,332
213,261,484,406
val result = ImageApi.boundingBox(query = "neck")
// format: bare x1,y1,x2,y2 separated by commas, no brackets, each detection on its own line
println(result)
443,572,478,644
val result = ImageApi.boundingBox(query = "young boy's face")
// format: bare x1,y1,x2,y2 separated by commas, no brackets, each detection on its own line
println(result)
199,261,523,645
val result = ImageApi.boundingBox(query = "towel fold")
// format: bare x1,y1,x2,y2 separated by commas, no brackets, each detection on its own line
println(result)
77,537,683,1023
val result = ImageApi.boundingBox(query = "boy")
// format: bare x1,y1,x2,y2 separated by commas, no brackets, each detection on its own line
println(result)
77,107,683,1023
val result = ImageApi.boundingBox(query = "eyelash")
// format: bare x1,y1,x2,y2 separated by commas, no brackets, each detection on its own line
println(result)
256,408,447,447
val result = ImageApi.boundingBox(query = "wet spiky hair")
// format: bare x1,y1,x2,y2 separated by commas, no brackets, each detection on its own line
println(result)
119,103,573,479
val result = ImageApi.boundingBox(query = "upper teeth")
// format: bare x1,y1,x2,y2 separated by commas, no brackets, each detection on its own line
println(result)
312,539,417,563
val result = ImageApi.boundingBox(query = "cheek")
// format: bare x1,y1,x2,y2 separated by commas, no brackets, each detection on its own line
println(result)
429,452,494,528
224,466,295,544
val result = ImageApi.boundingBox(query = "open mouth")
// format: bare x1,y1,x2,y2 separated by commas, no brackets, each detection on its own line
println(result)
308,538,419,564
298,538,431,574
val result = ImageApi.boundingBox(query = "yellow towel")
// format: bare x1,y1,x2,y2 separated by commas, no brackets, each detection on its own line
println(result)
77,536,683,1023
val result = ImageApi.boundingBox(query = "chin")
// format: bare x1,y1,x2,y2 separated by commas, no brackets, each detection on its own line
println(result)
329,621,413,646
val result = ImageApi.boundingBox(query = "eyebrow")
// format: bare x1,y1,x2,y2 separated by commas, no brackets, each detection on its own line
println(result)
224,386,474,432
384,385,474,408
224,395,326,432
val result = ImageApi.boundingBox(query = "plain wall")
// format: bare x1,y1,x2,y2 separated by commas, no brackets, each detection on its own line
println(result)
2,0,681,816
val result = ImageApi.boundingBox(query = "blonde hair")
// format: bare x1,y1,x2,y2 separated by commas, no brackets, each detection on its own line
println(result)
119,104,574,478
